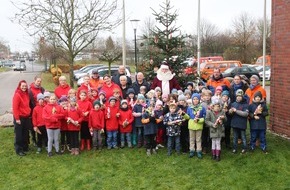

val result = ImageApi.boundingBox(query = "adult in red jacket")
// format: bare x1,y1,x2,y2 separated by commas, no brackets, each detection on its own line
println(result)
100,74,123,106
42,95,64,156
89,101,105,150
150,64,181,96
77,75,91,100
54,76,71,100
118,100,134,148
28,75,45,146
12,80,31,156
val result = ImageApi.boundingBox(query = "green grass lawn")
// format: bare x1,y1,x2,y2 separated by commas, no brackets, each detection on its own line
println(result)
0,127,289,190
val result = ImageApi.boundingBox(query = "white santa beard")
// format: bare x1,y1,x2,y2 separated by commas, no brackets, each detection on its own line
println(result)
156,69,174,81
162,80,170,96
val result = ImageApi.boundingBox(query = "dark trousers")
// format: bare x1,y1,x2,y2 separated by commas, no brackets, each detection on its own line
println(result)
61,130,70,145
28,118,36,144
14,117,30,153
145,134,156,150
202,127,210,151
69,131,79,148
224,126,231,146
80,121,91,139
36,125,48,148
167,135,181,154
180,125,189,152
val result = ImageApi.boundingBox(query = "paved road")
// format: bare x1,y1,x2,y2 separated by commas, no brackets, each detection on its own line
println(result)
0,61,44,114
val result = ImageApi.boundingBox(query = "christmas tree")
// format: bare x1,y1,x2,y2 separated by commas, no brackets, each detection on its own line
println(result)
139,0,196,86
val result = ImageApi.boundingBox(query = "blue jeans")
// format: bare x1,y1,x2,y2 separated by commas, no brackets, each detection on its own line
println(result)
167,135,181,154
107,130,118,148
120,133,131,144
250,129,266,150
137,127,144,144
233,128,247,150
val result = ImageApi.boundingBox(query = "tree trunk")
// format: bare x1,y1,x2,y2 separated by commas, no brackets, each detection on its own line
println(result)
69,60,74,88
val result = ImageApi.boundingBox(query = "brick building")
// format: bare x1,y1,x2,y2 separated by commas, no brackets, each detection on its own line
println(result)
269,0,290,136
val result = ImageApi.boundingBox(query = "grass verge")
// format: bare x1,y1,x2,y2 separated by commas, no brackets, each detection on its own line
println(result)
0,127,289,189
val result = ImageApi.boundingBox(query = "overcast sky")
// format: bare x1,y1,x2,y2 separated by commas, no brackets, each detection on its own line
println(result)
0,0,271,53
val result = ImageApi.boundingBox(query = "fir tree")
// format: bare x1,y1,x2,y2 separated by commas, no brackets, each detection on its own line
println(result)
140,0,196,86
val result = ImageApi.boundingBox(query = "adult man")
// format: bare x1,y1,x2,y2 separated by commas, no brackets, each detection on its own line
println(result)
112,65,132,87
229,75,249,103
150,64,181,96
245,75,266,104
54,76,71,99
206,68,231,94
132,72,150,94
89,69,104,89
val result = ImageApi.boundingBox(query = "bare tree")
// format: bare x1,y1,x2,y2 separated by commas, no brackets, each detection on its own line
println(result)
256,17,271,55
12,0,121,87
231,12,257,63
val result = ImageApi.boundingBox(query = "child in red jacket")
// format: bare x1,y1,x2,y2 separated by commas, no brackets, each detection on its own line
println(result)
118,100,134,148
32,93,47,154
66,97,83,155
105,96,120,149
43,95,64,157
59,96,70,153
77,90,93,151
89,100,105,150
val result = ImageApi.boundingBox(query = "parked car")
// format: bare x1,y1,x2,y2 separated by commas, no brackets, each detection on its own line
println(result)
77,66,131,87
13,62,27,71
1,60,15,67
73,64,103,75
74,64,104,80
259,68,271,80
222,66,260,80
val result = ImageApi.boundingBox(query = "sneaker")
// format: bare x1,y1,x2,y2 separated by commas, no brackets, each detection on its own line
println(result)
113,146,119,149
146,149,151,156
36,148,42,154
157,144,164,148
47,152,53,157
66,144,72,152
232,149,237,154
197,151,203,159
189,151,195,158
55,151,62,155
152,149,157,154
262,149,268,154
241,149,246,154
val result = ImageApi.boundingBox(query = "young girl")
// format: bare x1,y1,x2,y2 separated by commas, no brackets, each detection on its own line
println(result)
67,89,77,100
211,86,223,104
132,94,146,147
177,94,190,153
98,90,106,107
77,90,93,151
43,95,64,157
229,89,249,154
32,93,47,154
105,96,120,149
221,90,232,149
118,100,134,148
163,102,186,156
66,97,83,155
205,100,227,161
90,87,99,105
141,103,158,156
185,93,206,159
201,89,212,154
248,91,269,153
126,88,136,110
89,100,105,150
59,96,70,153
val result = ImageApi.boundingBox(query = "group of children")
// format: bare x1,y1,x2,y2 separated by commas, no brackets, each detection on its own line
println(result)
32,81,269,161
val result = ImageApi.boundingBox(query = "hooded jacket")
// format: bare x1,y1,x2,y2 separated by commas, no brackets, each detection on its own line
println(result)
89,109,105,130
65,106,83,131
54,84,71,99
12,80,31,120
32,103,45,127
118,107,134,133
43,103,64,129
248,100,268,130
28,82,45,109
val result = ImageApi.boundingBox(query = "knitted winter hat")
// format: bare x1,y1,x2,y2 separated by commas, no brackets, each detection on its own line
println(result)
137,94,145,100
155,99,163,106
121,99,128,105
126,88,135,95
37,93,44,101
98,90,106,97
58,95,68,102
222,90,230,97
93,100,101,107
171,88,178,95
235,89,244,97
154,87,161,92
177,90,183,96
178,94,186,101
109,96,117,102
191,93,201,100
43,91,51,97
215,86,223,92
211,99,221,106
184,89,191,96
254,91,262,99
251,75,260,83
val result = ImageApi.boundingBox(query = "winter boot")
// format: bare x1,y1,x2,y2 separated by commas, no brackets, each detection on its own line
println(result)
86,139,91,150
75,148,80,155
152,148,157,154
189,150,195,158
146,149,151,156
128,142,132,148
80,139,85,151
132,134,137,147
216,150,221,162
212,149,216,160
121,142,125,149
197,151,203,159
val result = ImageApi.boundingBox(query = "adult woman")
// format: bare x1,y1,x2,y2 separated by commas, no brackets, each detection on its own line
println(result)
13,80,31,156
54,76,71,99
100,74,122,105
229,75,249,103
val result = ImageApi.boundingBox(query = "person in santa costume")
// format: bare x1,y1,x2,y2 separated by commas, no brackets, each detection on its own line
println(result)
150,63,181,97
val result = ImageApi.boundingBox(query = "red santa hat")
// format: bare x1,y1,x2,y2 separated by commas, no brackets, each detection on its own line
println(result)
160,62,169,70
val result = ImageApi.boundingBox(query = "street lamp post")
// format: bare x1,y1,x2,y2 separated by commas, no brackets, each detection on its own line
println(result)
130,19,140,73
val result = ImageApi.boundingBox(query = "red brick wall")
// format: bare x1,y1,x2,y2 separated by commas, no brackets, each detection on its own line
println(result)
269,0,290,136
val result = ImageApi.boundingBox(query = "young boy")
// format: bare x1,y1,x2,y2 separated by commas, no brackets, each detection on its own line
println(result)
118,100,134,148
221,90,232,149
185,93,207,159
229,89,249,154
32,93,47,154
163,102,187,156
248,91,269,153
177,94,189,153
132,94,146,147
89,100,105,150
